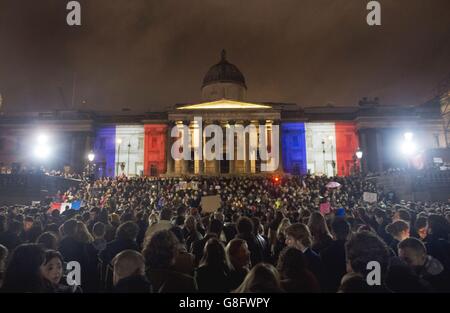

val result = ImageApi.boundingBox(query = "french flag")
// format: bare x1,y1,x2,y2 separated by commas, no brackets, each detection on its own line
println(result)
47,200,82,214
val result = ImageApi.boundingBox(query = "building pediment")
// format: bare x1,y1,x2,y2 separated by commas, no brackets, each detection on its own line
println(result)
176,99,272,110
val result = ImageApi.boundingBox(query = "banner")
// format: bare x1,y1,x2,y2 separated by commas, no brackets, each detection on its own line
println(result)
47,202,62,213
60,203,71,213
363,192,378,203
47,200,83,213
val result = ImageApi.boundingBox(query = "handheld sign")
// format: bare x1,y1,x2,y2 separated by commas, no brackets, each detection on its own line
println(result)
363,192,377,203
200,195,221,213
320,202,331,215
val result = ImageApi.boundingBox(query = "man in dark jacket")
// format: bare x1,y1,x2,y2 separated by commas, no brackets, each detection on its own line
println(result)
236,217,263,267
399,237,450,292
320,218,351,292
251,217,270,262
285,223,324,288
0,220,22,251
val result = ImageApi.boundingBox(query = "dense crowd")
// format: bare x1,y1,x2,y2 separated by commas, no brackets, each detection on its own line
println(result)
0,174,450,293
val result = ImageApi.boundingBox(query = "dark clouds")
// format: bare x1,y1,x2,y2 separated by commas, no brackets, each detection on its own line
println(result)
0,0,449,112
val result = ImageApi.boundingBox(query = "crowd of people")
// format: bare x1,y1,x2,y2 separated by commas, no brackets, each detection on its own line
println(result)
0,174,449,293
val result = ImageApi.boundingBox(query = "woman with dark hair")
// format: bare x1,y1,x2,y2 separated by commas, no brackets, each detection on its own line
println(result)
36,232,58,250
195,238,230,292
277,247,320,293
226,239,250,290
2,243,46,293
40,250,80,293
385,220,410,255
143,230,196,292
234,263,283,293
308,212,333,254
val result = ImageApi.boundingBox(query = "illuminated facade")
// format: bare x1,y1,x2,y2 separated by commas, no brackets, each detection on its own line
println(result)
0,51,447,177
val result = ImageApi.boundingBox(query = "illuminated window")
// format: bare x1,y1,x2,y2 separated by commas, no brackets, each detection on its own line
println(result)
138,137,144,150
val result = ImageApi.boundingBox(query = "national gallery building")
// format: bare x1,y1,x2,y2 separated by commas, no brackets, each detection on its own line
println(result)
0,51,448,177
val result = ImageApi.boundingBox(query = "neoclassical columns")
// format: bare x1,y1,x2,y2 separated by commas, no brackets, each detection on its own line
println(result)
168,116,281,175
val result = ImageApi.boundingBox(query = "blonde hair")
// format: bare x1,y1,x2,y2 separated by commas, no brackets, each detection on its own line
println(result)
75,221,94,243
112,250,145,285
276,218,291,238
234,263,282,293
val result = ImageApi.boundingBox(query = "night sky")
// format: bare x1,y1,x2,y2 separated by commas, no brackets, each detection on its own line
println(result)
0,0,449,112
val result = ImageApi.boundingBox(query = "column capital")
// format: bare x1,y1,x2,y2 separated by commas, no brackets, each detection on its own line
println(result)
272,119,281,126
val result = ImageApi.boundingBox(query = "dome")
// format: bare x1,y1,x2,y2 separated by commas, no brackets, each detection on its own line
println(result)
202,50,247,89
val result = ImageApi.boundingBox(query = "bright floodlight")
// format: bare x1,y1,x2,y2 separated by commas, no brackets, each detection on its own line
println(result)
116,138,122,144
401,141,416,155
34,145,50,159
88,152,95,162
404,132,413,141
37,134,49,144
356,148,363,159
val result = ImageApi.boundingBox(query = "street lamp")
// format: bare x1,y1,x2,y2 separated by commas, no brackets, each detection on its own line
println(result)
321,139,326,175
328,136,335,176
34,145,51,159
116,138,122,175
127,141,131,176
356,147,363,160
355,147,363,174
404,132,413,141
86,151,95,179
88,151,95,162
34,134,51,160
401,132,416,156
37,134,49,145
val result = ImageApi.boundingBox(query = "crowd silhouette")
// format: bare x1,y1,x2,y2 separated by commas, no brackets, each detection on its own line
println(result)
0,174,449,293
